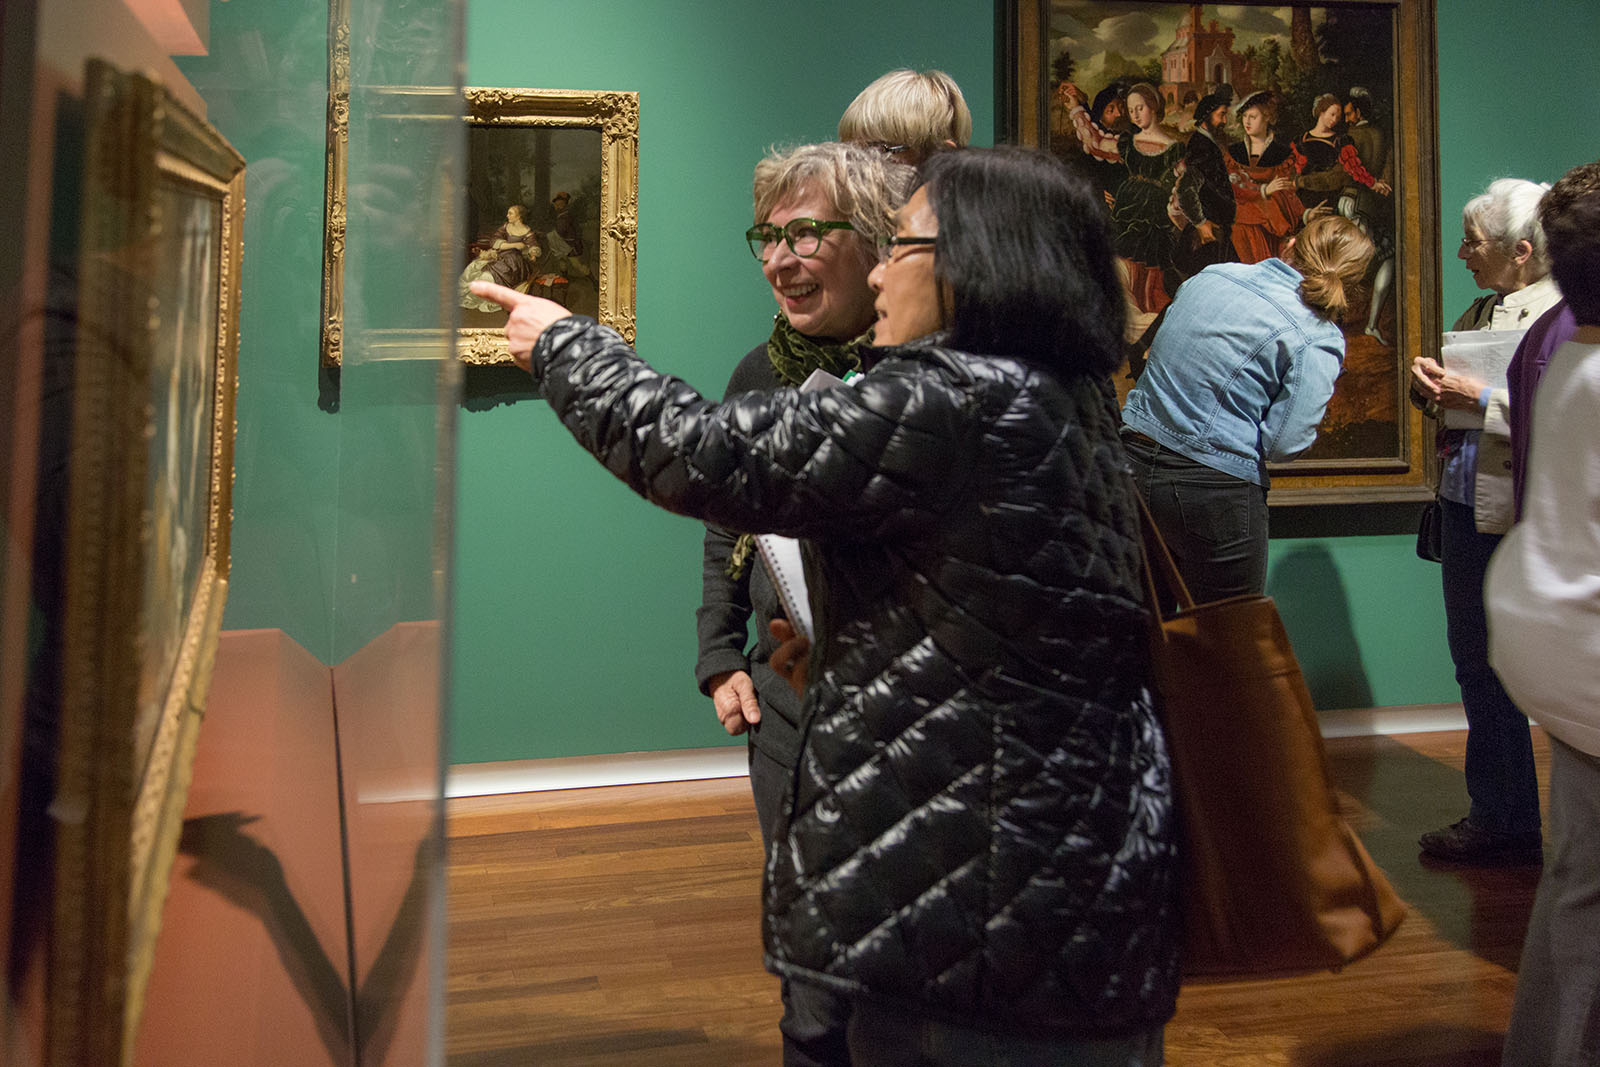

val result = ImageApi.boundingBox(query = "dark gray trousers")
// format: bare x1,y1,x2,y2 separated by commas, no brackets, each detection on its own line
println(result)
1503,737,1600,1066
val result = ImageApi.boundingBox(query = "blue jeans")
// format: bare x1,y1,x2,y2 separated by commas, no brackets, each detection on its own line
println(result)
1123,434,1269,604
1439,498,1540,834
846,999,1163,1066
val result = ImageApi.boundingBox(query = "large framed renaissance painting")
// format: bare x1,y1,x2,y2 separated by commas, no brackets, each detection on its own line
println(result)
50,59,241,1066
455,87,639,365
1005,0,1439,502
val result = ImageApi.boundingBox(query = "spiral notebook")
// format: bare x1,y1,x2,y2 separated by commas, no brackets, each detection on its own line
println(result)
752,367,854,642
755,535,813,641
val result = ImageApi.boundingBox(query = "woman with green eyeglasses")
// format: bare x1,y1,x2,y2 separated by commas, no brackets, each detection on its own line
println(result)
471,145,1176,1065
695,140,912,1064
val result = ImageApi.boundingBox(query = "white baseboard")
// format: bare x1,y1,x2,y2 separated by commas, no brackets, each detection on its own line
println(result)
447,746,748,797
447,704,1468,797
1316,702,1466,738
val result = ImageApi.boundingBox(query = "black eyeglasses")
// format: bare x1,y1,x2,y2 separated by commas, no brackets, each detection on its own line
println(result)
745,218,855,260
875,234,937,265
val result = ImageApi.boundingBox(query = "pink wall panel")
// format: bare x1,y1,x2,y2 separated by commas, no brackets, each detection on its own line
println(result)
332,620,443,1066
135,628,352,1067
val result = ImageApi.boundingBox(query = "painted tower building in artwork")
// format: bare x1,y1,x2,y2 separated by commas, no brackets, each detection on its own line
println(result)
1159,5,1254,111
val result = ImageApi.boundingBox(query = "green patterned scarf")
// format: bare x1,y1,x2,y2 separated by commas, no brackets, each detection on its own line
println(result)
766,312,867,385
725,315,869,579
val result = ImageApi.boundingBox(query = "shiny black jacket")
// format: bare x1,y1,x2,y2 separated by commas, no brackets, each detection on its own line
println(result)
530,316,1180,1037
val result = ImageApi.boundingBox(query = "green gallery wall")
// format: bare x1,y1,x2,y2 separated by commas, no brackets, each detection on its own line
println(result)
445,0,1600,764
183,0,455,668
449,0,1004,762
187,0,341,660
213,0,1600,765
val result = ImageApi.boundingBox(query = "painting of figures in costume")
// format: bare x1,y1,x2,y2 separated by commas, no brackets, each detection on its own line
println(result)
1010,0,1439,500
458,126,603,328
456,88,639,365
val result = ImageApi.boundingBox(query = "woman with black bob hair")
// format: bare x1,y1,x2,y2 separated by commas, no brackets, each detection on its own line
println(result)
911,144,1126,376
471,145,1179,1065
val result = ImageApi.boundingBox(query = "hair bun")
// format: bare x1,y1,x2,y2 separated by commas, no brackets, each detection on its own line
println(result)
1289,215,1375,320
1299,271,1348,320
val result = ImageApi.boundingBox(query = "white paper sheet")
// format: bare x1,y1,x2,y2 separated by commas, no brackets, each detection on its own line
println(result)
1438,329,1524,429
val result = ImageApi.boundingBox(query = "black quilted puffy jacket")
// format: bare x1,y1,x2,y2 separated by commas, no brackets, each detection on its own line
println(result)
530,316,1180,1038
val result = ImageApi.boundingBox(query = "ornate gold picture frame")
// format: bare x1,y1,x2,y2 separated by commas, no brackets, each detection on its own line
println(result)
317,73,638,367
51,58,241,1066
1004,0,1440,503
318,0,350,368
456,88,639,365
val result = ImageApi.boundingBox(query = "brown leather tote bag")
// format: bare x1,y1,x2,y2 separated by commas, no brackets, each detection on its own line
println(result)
1136,497,1407,976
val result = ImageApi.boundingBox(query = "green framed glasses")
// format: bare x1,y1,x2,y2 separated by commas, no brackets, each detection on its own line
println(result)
874,234,937,265
745,218,855,260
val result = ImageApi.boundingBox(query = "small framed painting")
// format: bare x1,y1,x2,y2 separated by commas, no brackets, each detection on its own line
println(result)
455,87,639,365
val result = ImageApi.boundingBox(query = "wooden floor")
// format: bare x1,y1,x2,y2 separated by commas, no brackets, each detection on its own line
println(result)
445,727,1551,1066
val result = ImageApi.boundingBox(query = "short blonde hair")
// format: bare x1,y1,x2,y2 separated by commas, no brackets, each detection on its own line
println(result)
1286,214,1376,320
837,69,972,162
752,142,916,259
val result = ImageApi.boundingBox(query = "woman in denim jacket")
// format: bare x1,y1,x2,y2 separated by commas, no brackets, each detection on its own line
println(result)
1121,213,1373,603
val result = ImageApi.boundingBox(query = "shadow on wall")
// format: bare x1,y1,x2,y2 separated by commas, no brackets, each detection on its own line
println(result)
1269,543,1375,712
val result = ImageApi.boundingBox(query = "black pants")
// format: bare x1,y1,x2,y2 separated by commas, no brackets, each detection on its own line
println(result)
1123,434,1268,604
1439,498,1540,833
846,999,1164,1066
750,742,853,1065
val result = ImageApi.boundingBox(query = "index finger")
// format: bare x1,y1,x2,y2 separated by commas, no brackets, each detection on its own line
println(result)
468,279,528,311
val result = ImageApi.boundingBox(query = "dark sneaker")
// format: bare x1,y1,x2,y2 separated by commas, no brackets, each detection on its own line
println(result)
1418,817,1543,866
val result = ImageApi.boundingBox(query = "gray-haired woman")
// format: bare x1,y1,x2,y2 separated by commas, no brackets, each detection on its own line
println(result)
696,141,914,1063
1410,177,1561,866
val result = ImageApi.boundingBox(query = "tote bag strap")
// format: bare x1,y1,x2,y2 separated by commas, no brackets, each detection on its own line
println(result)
1133,490,1196,625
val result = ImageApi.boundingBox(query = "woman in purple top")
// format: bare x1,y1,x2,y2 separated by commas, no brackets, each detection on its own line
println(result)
1506,301,1578,519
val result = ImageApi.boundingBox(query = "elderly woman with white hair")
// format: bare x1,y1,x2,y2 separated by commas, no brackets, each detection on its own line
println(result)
1410,177,1562,866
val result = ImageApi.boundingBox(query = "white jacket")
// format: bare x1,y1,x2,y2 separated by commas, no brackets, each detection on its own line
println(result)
1487,331,1600,756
